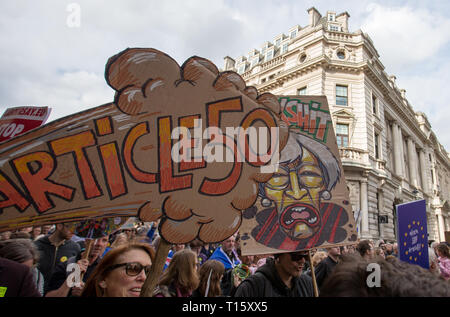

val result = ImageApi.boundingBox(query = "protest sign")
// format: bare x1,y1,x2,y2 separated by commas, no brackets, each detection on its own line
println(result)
0,48,288,248
396,199,429,269
240,95,357,256
0,106,51,143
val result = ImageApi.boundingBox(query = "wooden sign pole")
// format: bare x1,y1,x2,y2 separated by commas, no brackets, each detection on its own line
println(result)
140,238,172,297
79,238,93,281
308,249,319,297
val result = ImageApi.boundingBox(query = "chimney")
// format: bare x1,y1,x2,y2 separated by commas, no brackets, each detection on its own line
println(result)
337,12,350,32
223,56,235,71
307,7,321,27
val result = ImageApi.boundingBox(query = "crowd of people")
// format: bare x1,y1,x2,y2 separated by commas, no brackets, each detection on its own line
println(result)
1,219,449,297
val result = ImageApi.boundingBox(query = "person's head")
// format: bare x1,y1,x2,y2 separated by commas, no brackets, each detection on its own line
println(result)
54,222,76,240
320,254,450,297
312,251,328,266
31,226,42,238
384,243,393,252
328,246,341,259
19,226,33,233
259,132,341,240
392,242,398,254
41,225,52,235
110,232,128,248
81,243,155,297
0,231,12,241
356,240,373,259
236,248,254,266
197,260,225,297
158,249,200,294
0,238,39,268
9,231,31,240
436,243,450,259
173,244,185,252
274,250,309,278
189,239,204,256
375,247,385,259
89,235,110,261
221,235,236,254
431,241,440,256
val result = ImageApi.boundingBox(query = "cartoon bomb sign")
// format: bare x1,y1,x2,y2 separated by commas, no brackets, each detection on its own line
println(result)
0,48,289,245
240,96,357,255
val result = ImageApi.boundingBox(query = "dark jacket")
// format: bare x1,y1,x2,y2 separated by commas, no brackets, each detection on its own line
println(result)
309,255,337,289
46,254,100,296
233,258,314,297
34,236,81,293
0,257,41,297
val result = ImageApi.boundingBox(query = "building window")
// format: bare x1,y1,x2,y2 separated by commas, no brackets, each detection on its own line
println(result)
372,94,378,114
275,38,281,47
328,13,336,21
290,30,297,39
238,64,246,74
297,87,307,95
337,50,346,59
336,124,349,147
261,78,266,84
336,85,348,106
374,132,380,159
329,24,340,32
299,53,307,63
265,50,273,62
250,57,259,68
282,42,289,54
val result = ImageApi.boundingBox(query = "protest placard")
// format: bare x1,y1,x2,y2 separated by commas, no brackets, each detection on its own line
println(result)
240,96,357,256
396,199,429,269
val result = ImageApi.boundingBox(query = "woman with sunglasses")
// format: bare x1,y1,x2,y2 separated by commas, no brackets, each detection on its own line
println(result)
234,251,314,297
81,243,155,297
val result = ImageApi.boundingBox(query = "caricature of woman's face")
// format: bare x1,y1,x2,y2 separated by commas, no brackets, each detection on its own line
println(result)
264,147,325,240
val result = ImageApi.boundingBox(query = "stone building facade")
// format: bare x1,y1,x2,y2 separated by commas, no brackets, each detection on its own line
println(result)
223,7,450,242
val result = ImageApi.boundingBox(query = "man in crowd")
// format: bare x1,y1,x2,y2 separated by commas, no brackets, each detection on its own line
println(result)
234,250,314,297
34,222,81,293
45,235,109,297
209,234,241,270
309,246,340,290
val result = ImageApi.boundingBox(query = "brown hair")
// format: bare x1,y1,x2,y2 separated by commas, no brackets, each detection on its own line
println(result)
320,254,450,297
356,240,372,257
0,238,39,264
81,243,155,297
436,243,450,259
157,249,199,294
197,260,225,297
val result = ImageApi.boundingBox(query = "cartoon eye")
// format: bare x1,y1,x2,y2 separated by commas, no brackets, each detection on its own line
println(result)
266,175,289,190
298,170,323,188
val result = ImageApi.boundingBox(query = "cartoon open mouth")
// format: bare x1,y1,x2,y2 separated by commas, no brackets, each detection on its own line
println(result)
280,203,320,239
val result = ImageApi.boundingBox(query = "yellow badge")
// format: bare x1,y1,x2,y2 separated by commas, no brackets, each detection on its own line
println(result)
0,287,7,297
60,256,68,263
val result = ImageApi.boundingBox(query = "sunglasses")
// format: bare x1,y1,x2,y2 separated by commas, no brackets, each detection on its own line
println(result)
106,262,151,276
289,252,309,261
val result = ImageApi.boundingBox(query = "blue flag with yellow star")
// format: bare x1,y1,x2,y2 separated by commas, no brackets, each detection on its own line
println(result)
396,199,429,269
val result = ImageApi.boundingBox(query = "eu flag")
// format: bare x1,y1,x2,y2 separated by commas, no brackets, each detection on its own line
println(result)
396,199,429,269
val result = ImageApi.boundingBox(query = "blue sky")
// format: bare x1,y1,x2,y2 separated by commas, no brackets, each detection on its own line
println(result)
0,0,449,151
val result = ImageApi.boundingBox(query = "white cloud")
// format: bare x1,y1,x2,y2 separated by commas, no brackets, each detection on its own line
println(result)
361,3,450,72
